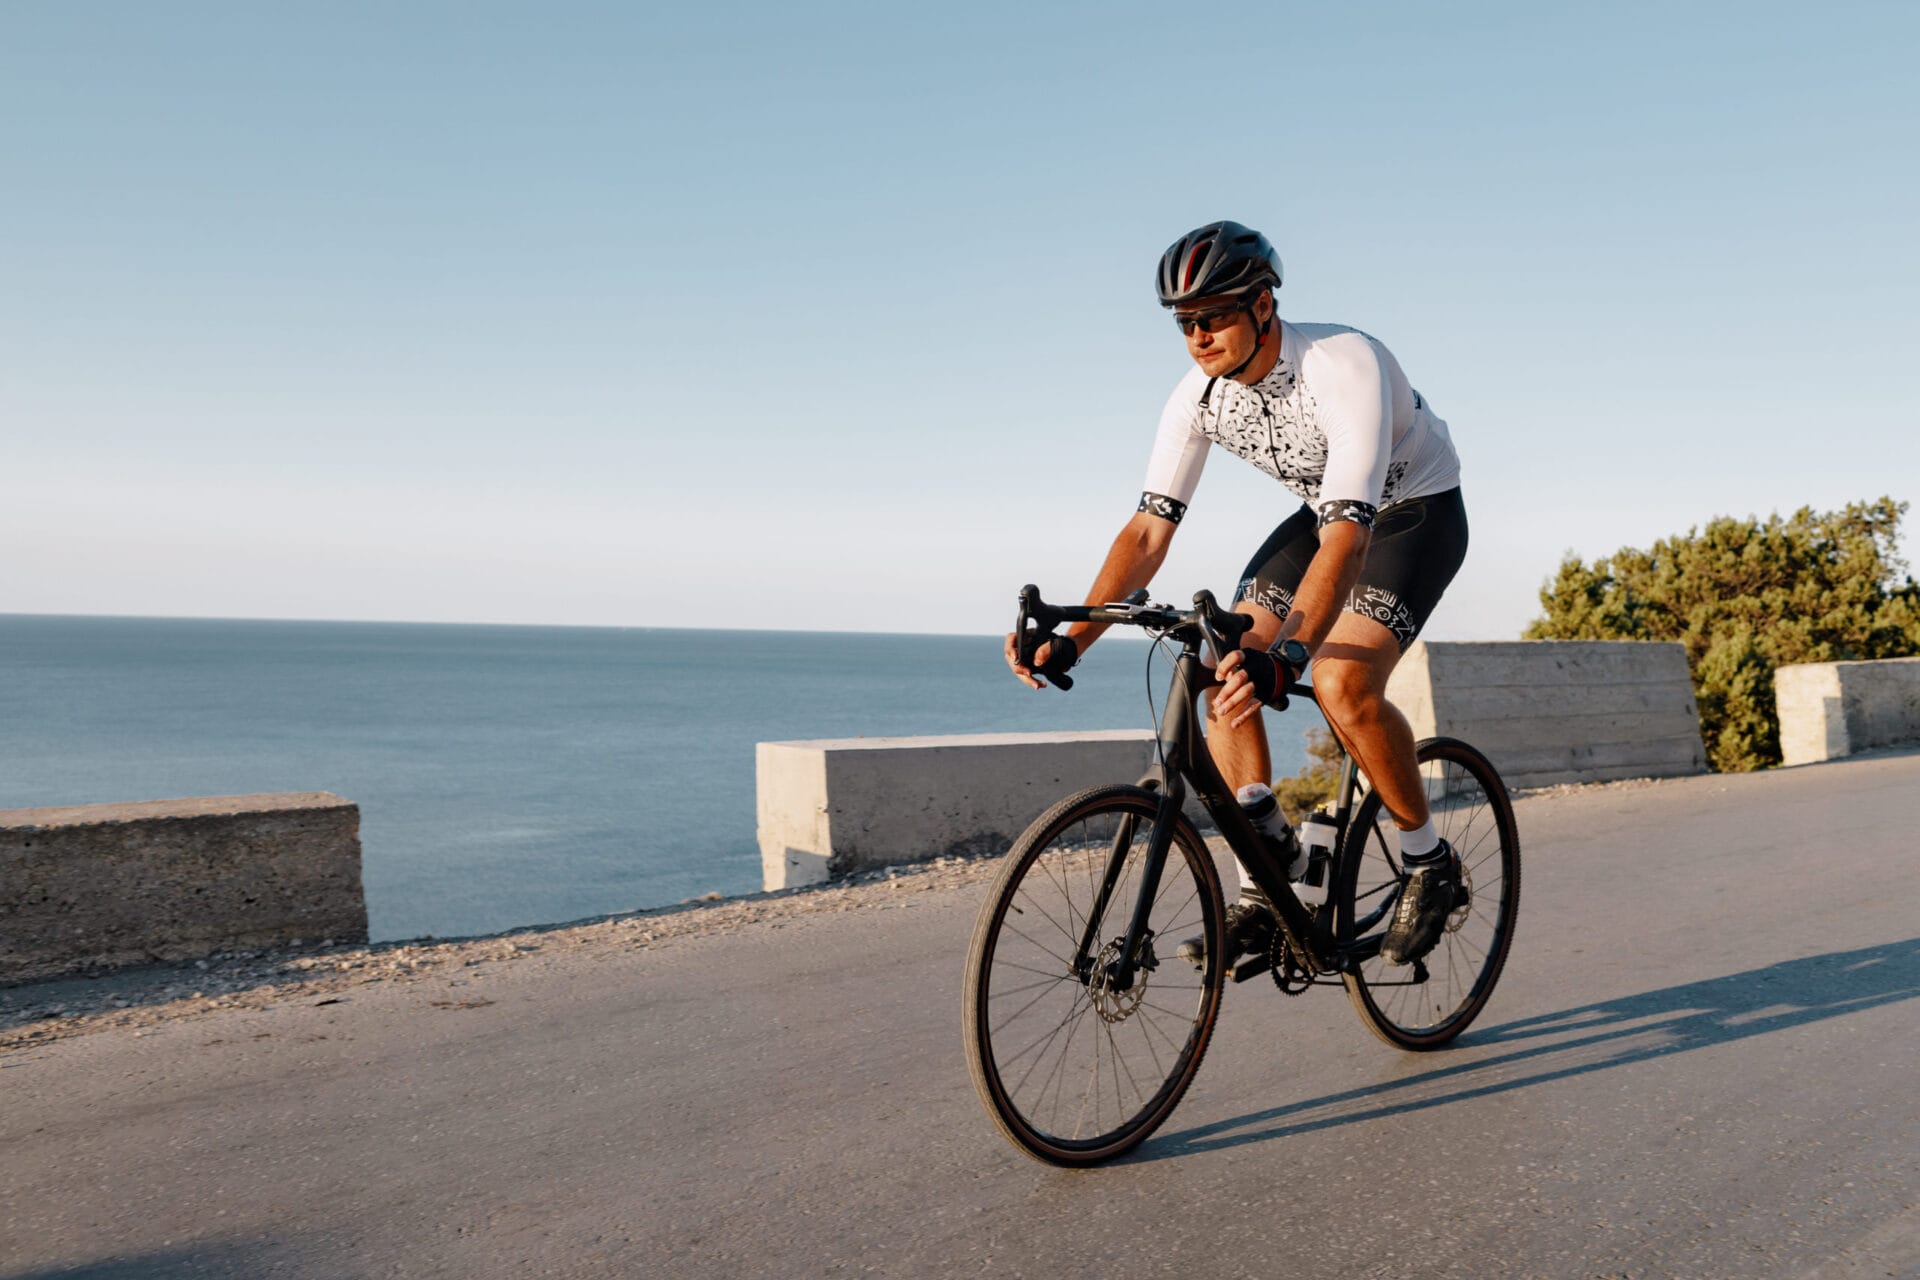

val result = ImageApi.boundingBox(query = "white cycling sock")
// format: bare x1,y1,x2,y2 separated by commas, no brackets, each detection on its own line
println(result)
1398,818,1441,862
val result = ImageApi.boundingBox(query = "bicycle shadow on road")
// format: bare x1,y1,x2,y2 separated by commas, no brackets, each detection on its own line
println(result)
0,1236,302,1280
1144,936,1920,1162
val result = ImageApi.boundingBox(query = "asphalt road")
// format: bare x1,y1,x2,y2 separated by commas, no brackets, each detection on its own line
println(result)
4,752,1918,1280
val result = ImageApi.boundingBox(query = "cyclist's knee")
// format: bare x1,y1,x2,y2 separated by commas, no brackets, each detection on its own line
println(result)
1312,659,1386,724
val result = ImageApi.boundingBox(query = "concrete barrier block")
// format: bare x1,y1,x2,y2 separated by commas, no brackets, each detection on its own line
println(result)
1385,641,1708,789
757,731,1158,890
0,793,367,986
1775,656,1920,765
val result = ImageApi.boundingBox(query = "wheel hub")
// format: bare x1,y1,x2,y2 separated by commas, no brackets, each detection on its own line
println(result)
1089,940,1147,1023
1446,861,1474,933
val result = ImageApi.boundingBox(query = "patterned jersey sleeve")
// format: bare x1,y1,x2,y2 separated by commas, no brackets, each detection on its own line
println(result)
1138,368,1211,525
1302,332,1392,529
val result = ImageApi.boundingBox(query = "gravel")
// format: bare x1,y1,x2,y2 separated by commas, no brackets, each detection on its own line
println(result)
0,852,1008,1051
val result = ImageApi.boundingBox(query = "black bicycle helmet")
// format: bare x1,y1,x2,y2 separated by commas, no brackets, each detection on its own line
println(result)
1155,220,1283,307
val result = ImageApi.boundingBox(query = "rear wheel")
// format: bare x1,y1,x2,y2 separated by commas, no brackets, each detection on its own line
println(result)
1333,738,1520,1050
962,784,1226,1165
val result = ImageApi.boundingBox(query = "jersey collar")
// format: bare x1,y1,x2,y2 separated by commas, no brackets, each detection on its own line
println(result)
1252,346,1296,394
1263,319,1300,391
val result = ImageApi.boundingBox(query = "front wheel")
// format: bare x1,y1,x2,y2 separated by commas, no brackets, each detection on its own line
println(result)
1333,737,1520,1050
962,784,1226,1165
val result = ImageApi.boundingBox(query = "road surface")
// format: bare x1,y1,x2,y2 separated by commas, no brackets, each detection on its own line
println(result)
3,752,1917,1279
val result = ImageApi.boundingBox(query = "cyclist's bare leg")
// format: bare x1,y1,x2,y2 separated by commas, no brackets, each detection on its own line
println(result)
1202,602,1284,793
1308,611,1428,831
1205,604,1429,830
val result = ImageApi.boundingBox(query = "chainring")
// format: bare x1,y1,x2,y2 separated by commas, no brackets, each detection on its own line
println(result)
1267,913,1318,996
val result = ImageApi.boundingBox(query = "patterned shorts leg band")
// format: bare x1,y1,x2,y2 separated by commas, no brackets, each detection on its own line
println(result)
1229,487,1469,652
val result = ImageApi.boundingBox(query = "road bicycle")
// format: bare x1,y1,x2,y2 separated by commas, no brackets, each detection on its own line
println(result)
962,586,1520,1165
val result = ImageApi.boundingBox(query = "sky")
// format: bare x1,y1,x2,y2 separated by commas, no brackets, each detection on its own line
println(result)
3,1,1916,637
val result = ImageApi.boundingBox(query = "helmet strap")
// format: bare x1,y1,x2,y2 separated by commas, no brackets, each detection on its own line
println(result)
1223,295,1273,381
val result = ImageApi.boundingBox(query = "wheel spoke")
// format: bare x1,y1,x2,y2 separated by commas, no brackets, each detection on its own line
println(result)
1012,884,1081,951
1008,987,1084,1101
996,918,1075,968
990,958,1077,981
1033,851,1082,943
995,988,1089,1073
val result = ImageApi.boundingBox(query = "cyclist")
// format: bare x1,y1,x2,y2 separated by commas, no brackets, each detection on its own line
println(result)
1004,219,1469,969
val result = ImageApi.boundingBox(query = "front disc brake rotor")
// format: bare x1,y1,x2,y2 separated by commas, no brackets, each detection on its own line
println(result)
1089,940,1145,1023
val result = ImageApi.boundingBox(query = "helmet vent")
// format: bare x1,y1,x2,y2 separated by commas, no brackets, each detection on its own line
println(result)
1182,241,1212,290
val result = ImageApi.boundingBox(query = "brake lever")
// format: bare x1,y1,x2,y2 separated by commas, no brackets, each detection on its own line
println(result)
1015,584,1041,667
1191,589,1250,668
1195,610,1231,667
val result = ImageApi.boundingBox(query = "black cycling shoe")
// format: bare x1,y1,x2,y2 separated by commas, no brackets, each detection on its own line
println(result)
1379,841,1464,967
1177,895,1275,970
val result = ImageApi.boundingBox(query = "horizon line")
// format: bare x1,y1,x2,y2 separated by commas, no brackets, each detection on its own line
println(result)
0,609,1165,643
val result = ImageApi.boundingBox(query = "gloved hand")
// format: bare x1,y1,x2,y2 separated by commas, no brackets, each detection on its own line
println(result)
1004,632,1079,691
1213,644,1297,725
1032,634,1079,690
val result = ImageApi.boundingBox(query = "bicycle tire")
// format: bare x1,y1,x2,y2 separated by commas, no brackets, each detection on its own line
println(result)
962,784,1226,1165
1332,737,1520,1050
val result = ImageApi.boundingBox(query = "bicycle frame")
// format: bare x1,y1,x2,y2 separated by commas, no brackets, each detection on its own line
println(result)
1075,621,1382,992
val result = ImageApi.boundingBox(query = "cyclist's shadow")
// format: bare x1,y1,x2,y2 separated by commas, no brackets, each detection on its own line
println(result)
1143,935,1920,1161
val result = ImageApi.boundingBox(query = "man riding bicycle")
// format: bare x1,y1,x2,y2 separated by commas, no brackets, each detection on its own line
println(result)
1004,219,1469,969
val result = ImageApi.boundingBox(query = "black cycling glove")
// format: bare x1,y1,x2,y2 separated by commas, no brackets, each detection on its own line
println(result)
1035,634,1079,690
1234,645,1296,707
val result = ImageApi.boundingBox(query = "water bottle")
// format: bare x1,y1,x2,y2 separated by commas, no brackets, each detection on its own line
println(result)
1295,810,1338,907
1235,783,1305,879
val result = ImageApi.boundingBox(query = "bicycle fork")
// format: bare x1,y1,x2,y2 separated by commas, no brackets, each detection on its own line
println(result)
1070,784,1185,992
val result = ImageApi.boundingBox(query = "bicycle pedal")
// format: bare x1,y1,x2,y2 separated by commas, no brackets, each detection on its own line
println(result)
1231,955,1275,983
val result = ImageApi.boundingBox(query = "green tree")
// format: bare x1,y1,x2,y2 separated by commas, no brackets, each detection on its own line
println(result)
1274,726,1345,818
1525,497,1920,772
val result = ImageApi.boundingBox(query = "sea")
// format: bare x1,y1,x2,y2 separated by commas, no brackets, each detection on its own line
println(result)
0,615,1310,942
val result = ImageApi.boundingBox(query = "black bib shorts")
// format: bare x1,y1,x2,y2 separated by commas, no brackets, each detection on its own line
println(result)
1231,487,1469,651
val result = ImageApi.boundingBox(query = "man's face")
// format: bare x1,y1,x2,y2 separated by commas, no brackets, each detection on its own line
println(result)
1174,290,1270,375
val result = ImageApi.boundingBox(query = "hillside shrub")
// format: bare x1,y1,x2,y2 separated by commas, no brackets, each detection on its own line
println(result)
1274,726,1345,817
1524,497,1920,771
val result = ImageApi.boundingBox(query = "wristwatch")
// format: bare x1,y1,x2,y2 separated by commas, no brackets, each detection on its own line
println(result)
1270,638,1311,680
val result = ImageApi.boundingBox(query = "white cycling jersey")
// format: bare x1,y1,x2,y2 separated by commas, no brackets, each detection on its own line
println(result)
1138,320,1460,530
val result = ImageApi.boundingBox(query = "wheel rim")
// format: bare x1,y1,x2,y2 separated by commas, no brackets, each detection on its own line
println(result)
1346,751,1515,1038
975,801,1219,1153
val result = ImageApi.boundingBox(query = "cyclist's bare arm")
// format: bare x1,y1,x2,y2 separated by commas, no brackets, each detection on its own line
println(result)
1275,521,1371,653
1004,512,1176,689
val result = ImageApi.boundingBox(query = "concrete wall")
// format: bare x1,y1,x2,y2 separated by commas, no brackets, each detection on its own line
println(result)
1775,656,1920,766
0,793,367,986
1385,641,1708,789
757,731,1158,890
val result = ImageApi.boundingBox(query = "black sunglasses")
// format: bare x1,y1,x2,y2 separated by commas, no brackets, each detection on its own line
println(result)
1173,301,1253,335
